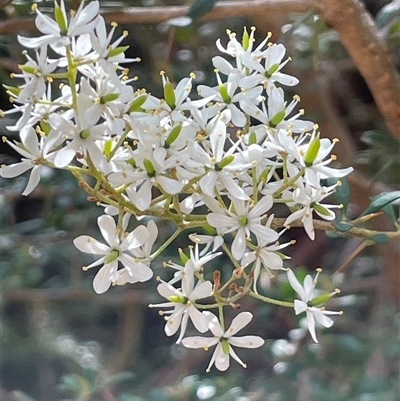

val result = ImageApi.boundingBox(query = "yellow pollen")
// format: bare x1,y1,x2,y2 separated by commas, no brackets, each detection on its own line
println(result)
2,136,8,143
316,267,323,272
82,266,88,271
0,110,3,117
156,275,161,281
333,138,339,143
123,30,129,37
331,154,337,161
31,3,38,11
190,72,196,79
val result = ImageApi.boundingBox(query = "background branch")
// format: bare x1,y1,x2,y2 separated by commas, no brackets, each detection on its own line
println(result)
316,0,400,139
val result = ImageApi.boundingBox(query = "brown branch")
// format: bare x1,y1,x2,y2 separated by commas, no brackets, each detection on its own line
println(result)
0,0,314,35
316,0,400,139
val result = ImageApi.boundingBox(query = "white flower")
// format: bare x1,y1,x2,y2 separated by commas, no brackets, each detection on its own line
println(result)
18,1,100,52
73,215,153,294
182,311,264,372
206,196,279,260
240,43,299,90
0,126,60,195
287,269,342,343
114,219,158,286
284,183,339,240
149,263,212,343
197,70,262,127
242,230,292,293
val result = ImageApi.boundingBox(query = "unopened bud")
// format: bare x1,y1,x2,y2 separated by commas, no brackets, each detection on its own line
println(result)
143,158,156,177
54,1,68,35
165,124,182,148
304,135,320,167
269,110,285,128
163,77,176,109
215,154,235,171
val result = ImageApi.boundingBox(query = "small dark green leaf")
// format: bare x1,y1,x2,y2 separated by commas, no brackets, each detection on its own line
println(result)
367,233,389,243
187,0,218,20
359,190,400,217
382,203,398,226
331,220,353,232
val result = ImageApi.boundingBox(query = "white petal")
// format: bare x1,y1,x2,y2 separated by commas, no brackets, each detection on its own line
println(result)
229,335,264,349
231,228,247,260
97,215,117,247
215,344,230,371
287,269,306,301
306,310,318,343
22,165,42,196
181,336,218,349
93,262,115,294
73,235,110,254
188,306,209,333
225,311,253,337
118,254,153,282
0,161,33,178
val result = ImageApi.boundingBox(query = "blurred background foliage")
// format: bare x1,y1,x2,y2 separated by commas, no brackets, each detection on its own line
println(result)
0,0,399,400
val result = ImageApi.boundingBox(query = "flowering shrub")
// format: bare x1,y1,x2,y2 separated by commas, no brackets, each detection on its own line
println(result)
1,1,356,373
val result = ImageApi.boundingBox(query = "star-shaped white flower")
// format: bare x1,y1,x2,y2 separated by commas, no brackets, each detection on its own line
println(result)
73,215,153,294
287,269,342,343
206,196,279,260
182,311,264,372
149,262,212,343
0,126,60,195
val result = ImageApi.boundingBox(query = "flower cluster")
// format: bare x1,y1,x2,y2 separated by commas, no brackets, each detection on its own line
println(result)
0,2,351,371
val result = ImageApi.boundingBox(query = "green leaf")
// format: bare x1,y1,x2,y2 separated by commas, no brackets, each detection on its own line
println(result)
359,190,400,217
367,233,389,243
187,0,218,20
331,220,353,232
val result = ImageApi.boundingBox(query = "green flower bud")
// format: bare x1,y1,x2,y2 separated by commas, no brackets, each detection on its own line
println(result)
269,110,285,128
40,120,51,136
4,85,21,96
54,1,68,35
128,95,147,112
179,248,189,264
215,155,235,171
144,158,156,177
79,129,90,139
103,139,113,156
107,45,130,59
19,65,37,75
168,295,188,304
248,131,257,145
242,27,250,51
310,293,332,307
220,338,230,355
265,63,280,78
100,93,120,104
304,135,320,167
127,158,136,168
219,83,231,104
311,202,331,216
258,167,270,184
165,124,182,148
104,249,119,264
163,78,176,109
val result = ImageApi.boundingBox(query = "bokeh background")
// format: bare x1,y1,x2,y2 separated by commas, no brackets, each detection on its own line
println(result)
0,1,399,400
